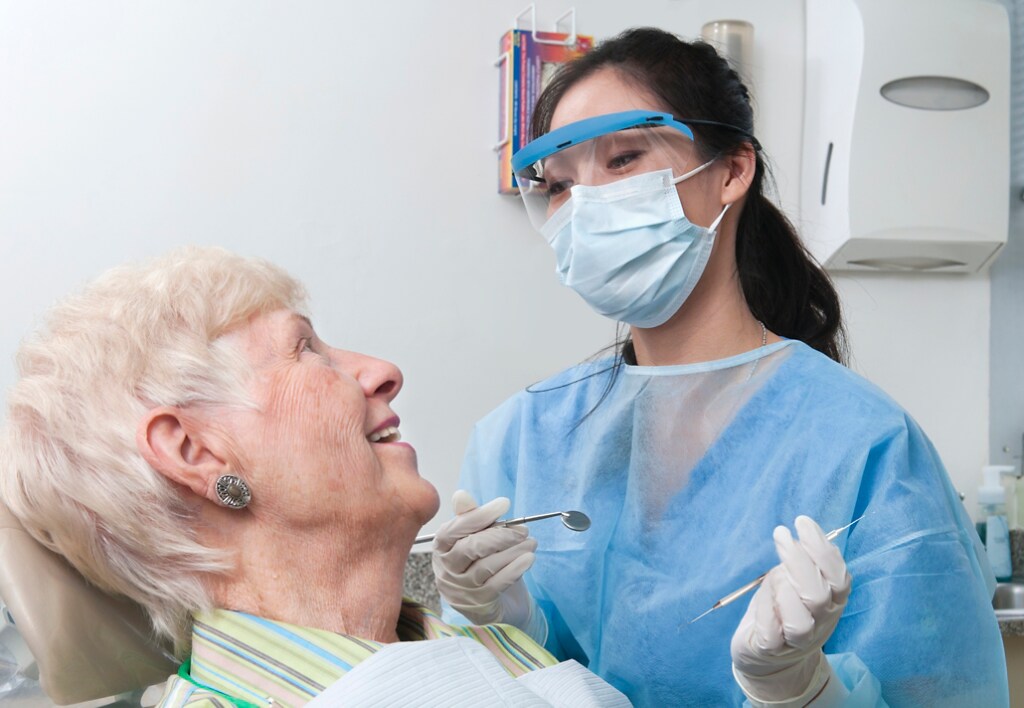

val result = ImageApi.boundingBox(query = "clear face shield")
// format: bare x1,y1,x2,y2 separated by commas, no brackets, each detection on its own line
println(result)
512,111,712,231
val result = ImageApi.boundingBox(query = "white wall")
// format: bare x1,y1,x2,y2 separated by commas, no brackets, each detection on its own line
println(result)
990,0,1023,480
837,274,990,509
0,0,993,532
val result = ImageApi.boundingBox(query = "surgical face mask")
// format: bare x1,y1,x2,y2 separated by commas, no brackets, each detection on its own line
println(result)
540,164,729,328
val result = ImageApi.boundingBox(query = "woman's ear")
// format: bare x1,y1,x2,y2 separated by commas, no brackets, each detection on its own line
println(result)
136,406,230,500
720,143,757,205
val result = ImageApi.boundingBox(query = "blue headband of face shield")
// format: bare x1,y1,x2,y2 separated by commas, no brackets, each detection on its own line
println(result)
512,111,692,174
510,110,761,177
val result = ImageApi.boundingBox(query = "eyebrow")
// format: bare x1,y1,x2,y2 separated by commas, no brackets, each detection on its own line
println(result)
284,313,315,344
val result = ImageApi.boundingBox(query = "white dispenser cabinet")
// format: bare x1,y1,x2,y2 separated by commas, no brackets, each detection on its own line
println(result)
801,0,1010,272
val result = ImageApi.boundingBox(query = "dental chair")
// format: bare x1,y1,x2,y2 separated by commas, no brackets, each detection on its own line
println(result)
0,502,176,705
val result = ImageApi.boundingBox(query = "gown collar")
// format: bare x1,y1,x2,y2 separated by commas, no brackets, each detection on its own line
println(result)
623,339,794,376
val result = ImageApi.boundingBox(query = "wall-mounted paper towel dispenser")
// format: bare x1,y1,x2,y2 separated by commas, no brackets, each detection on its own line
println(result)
801,0,1010,272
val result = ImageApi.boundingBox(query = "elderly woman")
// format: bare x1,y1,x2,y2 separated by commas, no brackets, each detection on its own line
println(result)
2,247,855,707
0,247,633,706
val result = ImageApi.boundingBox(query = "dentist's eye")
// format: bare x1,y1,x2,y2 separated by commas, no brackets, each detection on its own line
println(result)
547,179,572,196
608,151,642,170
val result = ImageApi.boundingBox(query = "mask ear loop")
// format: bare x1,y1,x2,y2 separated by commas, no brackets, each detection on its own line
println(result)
669,158,732,232
670,159,714,185
709,203,731,233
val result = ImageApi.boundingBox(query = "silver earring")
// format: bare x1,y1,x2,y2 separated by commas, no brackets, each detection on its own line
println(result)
215,474,252,509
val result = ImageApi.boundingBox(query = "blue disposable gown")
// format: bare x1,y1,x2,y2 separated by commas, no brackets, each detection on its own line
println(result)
450,341,1007,707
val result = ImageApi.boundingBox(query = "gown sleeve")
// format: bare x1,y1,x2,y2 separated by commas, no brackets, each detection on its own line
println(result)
815,412,1006,707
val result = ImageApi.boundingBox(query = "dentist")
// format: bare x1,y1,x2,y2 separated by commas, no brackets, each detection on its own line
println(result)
432,27,1007,707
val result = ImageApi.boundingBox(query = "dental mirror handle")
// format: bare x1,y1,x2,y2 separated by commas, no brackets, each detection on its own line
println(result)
500,511,566,527
413,511,576,545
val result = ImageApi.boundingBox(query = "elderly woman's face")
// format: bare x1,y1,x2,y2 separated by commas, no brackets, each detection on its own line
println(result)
219,309,439,531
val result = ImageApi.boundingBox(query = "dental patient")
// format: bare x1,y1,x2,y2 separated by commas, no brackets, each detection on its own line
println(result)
0,247,629,706
2,247,858,707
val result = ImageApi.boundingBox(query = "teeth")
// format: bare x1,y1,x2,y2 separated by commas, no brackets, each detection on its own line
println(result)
368,426,401,443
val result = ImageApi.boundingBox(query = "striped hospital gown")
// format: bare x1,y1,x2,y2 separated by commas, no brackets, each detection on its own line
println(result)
158,599,558,707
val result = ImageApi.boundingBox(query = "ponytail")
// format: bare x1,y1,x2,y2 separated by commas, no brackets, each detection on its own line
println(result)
737,160,848,363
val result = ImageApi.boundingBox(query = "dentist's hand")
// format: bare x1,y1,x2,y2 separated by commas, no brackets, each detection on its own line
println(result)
731,516,852,705
432,491,542,634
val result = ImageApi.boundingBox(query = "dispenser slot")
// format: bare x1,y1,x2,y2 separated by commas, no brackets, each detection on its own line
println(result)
821,142,833,206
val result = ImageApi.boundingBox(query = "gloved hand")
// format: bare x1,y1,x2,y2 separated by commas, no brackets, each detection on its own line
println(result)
432,491,545,639
731,515,852,705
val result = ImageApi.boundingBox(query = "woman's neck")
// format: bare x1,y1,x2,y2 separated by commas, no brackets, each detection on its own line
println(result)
206,521,411,643
629,259,770,366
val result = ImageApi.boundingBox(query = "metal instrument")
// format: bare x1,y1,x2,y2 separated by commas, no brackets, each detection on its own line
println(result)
688,515,866,624
414,510,591,545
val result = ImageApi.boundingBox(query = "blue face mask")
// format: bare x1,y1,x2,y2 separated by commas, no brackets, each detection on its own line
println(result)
539,165,729,328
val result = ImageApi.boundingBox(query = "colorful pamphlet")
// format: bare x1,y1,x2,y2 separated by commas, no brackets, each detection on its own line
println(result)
497,29,593,195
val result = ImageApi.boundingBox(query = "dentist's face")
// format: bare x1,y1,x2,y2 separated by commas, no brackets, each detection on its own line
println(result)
219,309,439,533
548,68,725,230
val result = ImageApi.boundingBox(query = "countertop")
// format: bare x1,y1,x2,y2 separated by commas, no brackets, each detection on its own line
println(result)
1000,616,1024,636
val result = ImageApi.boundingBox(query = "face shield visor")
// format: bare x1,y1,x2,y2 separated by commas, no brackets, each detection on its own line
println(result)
512,110,711,231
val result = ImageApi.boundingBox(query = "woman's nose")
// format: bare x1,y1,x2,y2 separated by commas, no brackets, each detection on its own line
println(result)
347,352,403,401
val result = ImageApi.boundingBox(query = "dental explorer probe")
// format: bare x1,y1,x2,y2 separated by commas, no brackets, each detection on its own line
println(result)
413,510,591,545
687,515,867,624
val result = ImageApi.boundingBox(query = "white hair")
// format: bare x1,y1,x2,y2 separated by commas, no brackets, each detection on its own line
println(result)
1,246,306,653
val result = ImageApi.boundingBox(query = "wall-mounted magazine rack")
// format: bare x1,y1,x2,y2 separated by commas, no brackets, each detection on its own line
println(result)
494,6,592,194
516,5,577,47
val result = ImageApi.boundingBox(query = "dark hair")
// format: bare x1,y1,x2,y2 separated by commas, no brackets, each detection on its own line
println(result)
531,27,848,364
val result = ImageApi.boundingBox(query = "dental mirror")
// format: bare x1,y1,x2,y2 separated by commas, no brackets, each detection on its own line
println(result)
559,510,591,532
414,509,591,544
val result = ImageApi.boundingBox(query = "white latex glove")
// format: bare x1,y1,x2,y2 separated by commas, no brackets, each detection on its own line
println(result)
731,516,852,706
432,491,543,637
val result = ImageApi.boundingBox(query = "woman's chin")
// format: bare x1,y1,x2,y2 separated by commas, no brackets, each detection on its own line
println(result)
392,477,441,529
415,482,442,525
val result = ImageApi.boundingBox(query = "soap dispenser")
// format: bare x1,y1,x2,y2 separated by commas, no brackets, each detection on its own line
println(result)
978,465,1015,582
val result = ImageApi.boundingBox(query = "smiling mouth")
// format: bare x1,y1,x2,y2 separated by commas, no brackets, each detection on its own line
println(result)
368,426,401,443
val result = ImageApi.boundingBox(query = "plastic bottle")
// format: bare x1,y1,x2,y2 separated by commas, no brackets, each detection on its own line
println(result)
978,465,1015,582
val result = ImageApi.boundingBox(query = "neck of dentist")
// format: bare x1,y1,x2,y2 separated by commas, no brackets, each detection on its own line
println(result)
203,503,418,644
630,203,775,367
